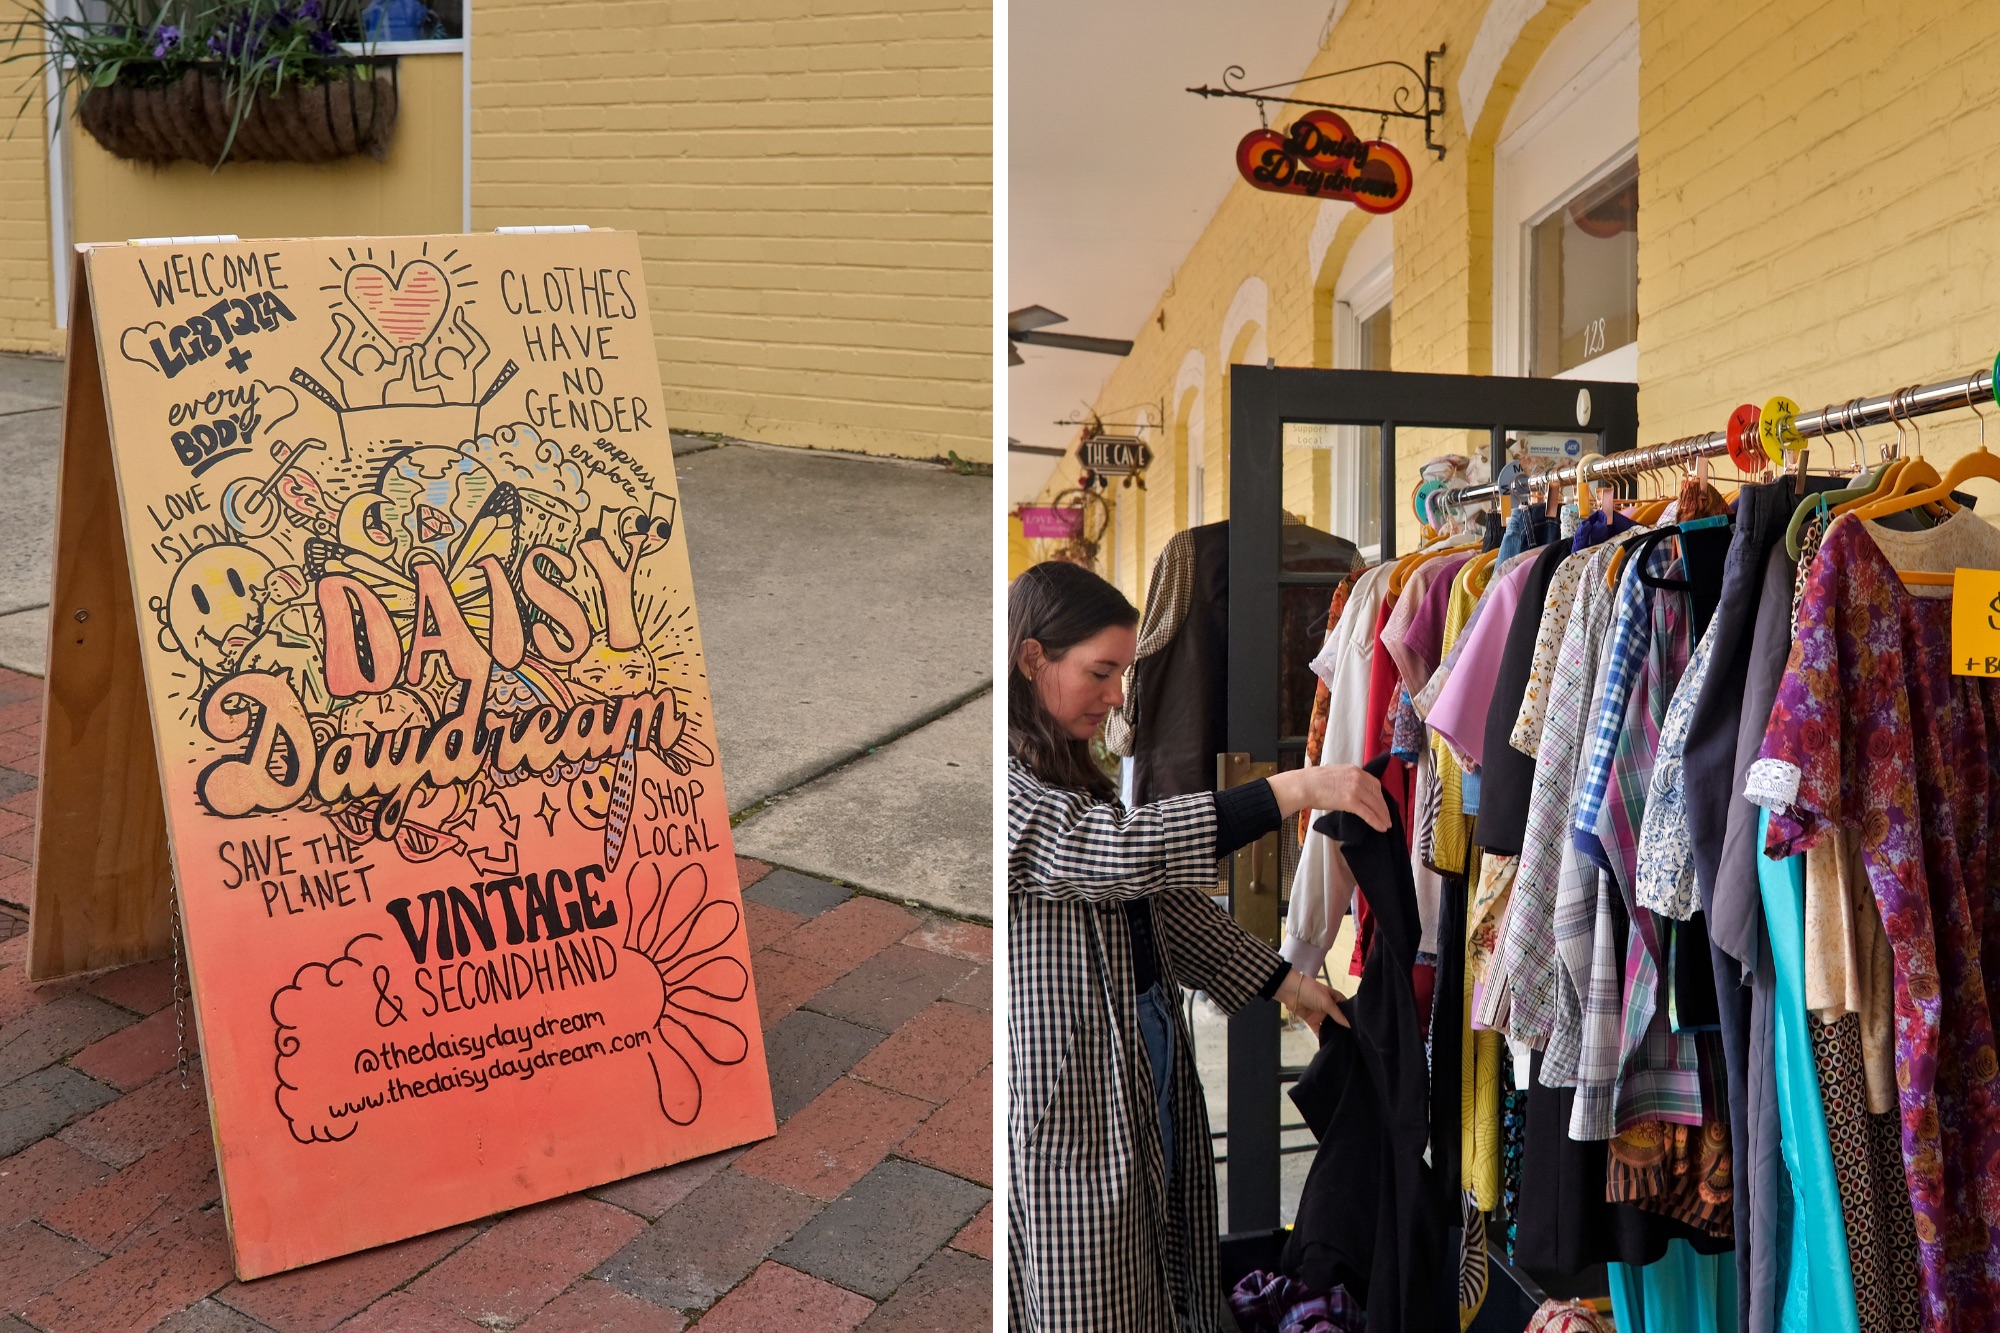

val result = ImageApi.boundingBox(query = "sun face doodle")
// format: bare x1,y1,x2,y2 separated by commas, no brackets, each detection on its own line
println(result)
86,232,769,1275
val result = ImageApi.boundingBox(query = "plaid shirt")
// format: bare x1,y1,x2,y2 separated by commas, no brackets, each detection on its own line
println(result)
1540,590,1622,1101
1008,758,1285,1333
1478,535,1637,1044
1570,547,1702,1138
1572,541,1682,874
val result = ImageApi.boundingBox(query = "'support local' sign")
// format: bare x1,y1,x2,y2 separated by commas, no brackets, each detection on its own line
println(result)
31,230,774,1279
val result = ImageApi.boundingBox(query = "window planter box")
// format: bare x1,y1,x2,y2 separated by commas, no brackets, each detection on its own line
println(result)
76,57,397,168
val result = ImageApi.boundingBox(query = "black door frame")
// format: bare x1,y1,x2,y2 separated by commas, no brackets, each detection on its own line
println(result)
1222,364,1639,1231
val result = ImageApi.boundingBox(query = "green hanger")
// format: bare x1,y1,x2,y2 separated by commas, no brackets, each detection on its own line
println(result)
1782,397,1895,559
1782,460,1893,559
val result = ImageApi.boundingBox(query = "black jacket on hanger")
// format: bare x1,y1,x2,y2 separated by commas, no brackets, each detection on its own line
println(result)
1473,537,1568,855
1283,755,1453,1333
1131,522,1229,806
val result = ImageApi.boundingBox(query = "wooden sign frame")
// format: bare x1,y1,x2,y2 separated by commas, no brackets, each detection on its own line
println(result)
28,231,774,1279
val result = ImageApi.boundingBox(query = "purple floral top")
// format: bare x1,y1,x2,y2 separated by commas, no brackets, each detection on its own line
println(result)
1751,513,2000,1329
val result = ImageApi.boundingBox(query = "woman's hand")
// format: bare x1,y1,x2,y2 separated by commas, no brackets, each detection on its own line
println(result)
1276,969,1351,1033
1268,765,1391,831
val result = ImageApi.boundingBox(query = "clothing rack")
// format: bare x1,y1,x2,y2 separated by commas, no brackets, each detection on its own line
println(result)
1443,364,1999,508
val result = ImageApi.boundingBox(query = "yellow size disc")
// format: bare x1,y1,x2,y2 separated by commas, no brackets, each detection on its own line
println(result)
1758,395,1801,466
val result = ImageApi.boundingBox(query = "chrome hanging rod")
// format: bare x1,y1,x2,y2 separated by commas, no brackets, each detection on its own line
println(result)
1444,365,1997,507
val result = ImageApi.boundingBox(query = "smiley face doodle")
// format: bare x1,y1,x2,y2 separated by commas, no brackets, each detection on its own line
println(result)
569,761,619,829
153,543,279,680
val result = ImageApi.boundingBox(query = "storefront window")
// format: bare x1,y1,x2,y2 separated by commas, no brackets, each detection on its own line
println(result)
1529,158,1638,376
1359,303,1391,373
362,0,463,42
61,0,462,41
1310,301,1388,557
1349,304,1387,554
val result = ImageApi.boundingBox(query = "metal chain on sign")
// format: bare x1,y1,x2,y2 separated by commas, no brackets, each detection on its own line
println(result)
169,877,192,1089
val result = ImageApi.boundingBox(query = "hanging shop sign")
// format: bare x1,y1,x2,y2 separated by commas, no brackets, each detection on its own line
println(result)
1019,506,1083,540
1077,434,1152,476
1234,110,1413,213
29,229,774,1279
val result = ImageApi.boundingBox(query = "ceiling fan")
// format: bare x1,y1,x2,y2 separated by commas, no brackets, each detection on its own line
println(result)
1008,306,1135,366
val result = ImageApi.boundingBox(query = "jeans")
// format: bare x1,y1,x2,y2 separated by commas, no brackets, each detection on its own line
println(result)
1134,981,1177,1172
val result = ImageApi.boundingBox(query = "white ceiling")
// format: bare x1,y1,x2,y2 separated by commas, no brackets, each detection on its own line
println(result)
1008,0,1337,503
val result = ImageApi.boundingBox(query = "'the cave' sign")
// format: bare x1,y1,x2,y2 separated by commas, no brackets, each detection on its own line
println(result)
1235,110,1413,212
1078,435,1152,476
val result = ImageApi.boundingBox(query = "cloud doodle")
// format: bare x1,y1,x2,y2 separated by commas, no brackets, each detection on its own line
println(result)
271,932,400,1144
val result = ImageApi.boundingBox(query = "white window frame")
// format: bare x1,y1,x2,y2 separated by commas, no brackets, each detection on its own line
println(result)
1493,0,1639,385
1327,223,1392,562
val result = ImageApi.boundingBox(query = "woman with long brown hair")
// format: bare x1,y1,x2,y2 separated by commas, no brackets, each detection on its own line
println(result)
1007,560,1389,1333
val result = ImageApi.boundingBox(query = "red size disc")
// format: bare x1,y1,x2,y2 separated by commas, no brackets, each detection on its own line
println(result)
1726,404,1763,472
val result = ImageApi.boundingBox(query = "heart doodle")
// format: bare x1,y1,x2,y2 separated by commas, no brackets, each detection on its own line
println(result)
343,261,451,349
249,380,299,442
120,322,170,372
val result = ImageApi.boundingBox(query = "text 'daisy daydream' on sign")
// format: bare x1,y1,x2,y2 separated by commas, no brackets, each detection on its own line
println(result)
32,229,774,1279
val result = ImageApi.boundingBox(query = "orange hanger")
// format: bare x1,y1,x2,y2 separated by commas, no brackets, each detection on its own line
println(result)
1386,538,1478,595
1461,547,1500,593
1832,455,1908,515
1832,456,1955,520
1631,494,1673,525
1834,388,1959,520
1847,445,2000,585
1572,455,1600,515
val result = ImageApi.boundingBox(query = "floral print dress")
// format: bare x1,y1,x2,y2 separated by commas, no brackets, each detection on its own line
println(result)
1750,510,2000,1330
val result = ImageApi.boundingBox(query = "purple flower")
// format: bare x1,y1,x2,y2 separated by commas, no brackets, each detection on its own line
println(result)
151,25,181,58
206,11,268,60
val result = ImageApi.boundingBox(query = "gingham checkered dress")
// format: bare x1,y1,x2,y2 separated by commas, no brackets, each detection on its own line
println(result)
1008,757,1285,1333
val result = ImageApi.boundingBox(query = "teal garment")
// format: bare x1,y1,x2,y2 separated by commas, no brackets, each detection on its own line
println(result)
1607,1239,1737,1333
1754,809,1861,1333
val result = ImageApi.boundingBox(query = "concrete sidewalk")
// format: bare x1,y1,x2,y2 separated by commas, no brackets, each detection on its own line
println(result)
0,353,991,922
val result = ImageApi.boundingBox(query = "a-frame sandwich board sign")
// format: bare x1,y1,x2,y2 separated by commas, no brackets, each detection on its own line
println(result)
28,229,775,1279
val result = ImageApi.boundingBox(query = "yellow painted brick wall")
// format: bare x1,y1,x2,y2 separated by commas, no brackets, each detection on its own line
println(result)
67,55,463,249
473,0,992,463
1638,0,2000,471
0,0,56,354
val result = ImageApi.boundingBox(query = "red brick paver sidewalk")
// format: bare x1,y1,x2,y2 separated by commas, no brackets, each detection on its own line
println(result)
0,666,993,1333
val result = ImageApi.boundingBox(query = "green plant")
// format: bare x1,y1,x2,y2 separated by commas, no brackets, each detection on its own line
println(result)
4,0,374,164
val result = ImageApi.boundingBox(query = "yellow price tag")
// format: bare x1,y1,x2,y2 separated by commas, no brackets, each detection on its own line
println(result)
1759,395,1801,467
1951,568,2000,676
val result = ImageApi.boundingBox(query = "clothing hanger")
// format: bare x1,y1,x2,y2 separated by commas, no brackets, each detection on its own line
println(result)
1846,394,2000,586
1461,545,1501,591
1833,389,1955,520
1630,467,1674,525
1783,398,1890,558
1386,537,1479,595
